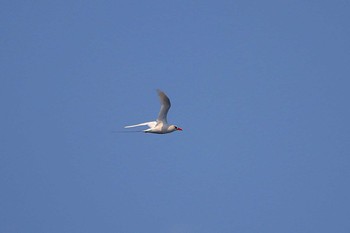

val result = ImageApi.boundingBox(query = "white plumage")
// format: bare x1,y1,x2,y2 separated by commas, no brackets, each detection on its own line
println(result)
124,90,182,134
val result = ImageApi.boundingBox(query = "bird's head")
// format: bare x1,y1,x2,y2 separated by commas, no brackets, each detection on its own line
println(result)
173,125,183,131
170,125,182,132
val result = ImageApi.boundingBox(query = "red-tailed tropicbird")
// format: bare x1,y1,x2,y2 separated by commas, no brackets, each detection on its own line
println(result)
124,90,183,134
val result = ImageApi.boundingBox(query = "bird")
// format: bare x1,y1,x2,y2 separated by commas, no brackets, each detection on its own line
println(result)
124,90,183,134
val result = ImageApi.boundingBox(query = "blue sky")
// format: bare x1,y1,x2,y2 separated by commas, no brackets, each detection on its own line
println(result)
1,1,350,232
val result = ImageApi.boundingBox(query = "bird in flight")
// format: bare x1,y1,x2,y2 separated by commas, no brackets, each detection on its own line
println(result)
124,90,183,134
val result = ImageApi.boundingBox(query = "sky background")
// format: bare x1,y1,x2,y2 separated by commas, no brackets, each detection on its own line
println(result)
1,0,350,232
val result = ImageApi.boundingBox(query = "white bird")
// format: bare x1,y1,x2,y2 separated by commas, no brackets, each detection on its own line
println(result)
124,90,183,134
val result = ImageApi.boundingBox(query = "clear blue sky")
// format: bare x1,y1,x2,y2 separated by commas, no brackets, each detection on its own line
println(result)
1,1,350,232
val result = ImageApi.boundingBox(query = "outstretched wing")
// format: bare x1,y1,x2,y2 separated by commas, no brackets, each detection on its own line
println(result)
157,90,171,124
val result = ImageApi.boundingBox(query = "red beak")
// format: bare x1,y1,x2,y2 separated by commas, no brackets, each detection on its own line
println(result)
177,127,183,131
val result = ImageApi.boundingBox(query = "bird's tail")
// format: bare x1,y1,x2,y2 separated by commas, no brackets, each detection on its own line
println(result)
124,121,157,129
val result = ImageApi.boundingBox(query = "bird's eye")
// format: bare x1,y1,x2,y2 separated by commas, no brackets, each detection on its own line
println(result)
174,126,177,129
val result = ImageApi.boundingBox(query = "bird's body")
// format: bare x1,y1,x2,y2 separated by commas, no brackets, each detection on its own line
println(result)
124,90,182,134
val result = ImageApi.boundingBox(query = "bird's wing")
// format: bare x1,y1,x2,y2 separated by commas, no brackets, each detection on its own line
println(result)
124,121,157,128
156,90,171,124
